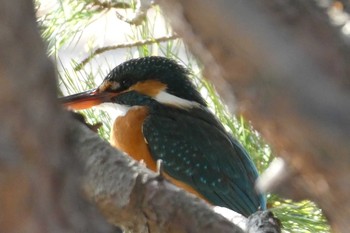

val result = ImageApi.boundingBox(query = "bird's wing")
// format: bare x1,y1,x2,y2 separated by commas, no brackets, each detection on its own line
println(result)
142,107,265,216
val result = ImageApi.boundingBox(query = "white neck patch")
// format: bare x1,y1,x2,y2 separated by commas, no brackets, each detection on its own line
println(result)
93,91,200,118
154,91,200,109
95,102,132,118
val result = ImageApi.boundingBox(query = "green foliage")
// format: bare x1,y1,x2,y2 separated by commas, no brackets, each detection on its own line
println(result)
36,1,330,232
271,197,329,233
38,0,105,55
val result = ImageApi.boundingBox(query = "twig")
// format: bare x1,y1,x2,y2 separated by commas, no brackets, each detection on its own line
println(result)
74,34,178,71
115,0,154,25
91,0,131,10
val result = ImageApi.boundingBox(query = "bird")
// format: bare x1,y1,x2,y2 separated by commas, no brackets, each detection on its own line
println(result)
60,56,266,217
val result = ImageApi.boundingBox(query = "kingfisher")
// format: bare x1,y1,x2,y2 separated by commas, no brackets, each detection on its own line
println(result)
60,56,266,217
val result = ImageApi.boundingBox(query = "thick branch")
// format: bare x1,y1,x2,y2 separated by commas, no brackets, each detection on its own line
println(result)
68,119,244,233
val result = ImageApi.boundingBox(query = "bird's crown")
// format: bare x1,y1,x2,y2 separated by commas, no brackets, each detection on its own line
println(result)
101,56,206,107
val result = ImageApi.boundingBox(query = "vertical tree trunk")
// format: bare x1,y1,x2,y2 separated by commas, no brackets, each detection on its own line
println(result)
158,0,350,232
0,1,117,232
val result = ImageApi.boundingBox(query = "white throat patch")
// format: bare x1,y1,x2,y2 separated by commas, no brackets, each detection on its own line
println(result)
95,102,133,119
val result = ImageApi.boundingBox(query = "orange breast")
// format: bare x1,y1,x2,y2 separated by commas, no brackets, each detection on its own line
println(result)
111,106,157,171
110,106,207,201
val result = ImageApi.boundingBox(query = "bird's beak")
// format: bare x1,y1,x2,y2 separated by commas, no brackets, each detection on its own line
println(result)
60,89,111,110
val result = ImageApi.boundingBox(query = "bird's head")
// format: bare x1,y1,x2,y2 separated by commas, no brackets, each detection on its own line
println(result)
61,56,206,110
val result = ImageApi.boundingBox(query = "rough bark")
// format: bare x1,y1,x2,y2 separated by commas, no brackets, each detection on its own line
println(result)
69,118,244,233
157,0,350,232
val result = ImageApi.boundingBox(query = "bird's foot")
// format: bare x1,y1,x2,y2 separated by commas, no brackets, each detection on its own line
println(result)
155,159,165,182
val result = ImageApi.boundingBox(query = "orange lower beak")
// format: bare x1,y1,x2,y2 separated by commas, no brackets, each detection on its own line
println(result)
60,89,106,110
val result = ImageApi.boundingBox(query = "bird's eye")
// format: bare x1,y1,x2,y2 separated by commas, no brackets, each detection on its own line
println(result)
120,78,131,88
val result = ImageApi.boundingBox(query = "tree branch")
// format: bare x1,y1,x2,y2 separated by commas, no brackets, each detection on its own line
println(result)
91,0,131,10
68,118,244,233
74,34,178,71
115,0,154,25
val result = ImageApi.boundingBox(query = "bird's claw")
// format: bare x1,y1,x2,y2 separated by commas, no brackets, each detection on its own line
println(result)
156,159,165,181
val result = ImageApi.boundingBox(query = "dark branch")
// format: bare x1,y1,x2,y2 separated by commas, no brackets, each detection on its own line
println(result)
91,0,131,10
